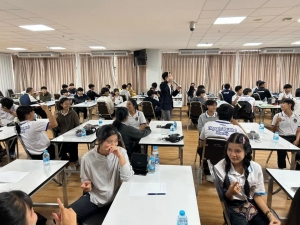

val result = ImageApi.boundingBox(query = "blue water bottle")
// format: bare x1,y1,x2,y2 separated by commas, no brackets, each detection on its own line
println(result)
170,125,175,135
177,210,188,225
273,131,279,146
43,150,50,175
98,117,103,126
81,127,86,137
259,122,264,138
148,156,155,174
173,121,177,132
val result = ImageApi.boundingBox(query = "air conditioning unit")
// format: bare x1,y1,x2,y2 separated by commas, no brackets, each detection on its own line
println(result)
17,52,60,58
260,47,300,54
91,50,130,56
179,49,220,55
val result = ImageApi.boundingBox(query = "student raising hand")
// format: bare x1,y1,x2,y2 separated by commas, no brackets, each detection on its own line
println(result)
52,198,77,225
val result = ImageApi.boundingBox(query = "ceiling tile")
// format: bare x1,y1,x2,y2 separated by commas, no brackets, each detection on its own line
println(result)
261,0,300,8
0,10,20,19
250,8,291,16
199,10,221,19
219,9,257,17
196,18,215,25
203,0,229,10
7,9,39,18
4,18,35,26
0,2,20,10
226,0,267,9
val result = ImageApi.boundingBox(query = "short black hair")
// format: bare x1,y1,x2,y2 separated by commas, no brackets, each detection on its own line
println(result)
122,84,127,89
256,80,262,86
147,90,155,97
295,88,300,97
0,97,14,110
217,104,234,121
69,83,74,86
16,106,33,122
100,87,109,95
282,98,295,111
113,88,119,93
127,83,132,86
77,87,83,92
62,84,68,89
41,86,47,90
191,82,195,85
205,100,217,106
283,84,292,89
198,85,205,89
224,83,230,89
26,87,33,93
235,85,242,92
243,88,252,95
196,89,205,96
106,84,111,89
88,84,95,89
151,82,157,88
162,71,170,80
61,89,68,94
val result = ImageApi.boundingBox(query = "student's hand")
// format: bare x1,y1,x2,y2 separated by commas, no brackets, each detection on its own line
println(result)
1,107,11,113
230,118,239,126
52,198,77,225
139,124,147,130
80,181,92,192
268,214,281,225
293,139,299,146
176,86,182,90
108,146,122,158
276,117,282,123
227,181,241,196
40,104,49,112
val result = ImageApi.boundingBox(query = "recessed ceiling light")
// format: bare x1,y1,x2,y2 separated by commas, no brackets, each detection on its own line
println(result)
7,47,27,51
298,19,300,22
292,41,300,45
47,47,66,50
214,17,246,25
89,46,106,49
19,25,54,31
197,43,213,47
243,43,262,46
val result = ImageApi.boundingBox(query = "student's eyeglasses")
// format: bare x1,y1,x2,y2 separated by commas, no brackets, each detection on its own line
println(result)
106,139,119,144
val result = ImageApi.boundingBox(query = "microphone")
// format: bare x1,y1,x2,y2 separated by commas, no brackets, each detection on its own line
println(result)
173,80,181,87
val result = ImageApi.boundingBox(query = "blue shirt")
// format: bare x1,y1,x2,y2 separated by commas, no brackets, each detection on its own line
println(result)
221,89,235,104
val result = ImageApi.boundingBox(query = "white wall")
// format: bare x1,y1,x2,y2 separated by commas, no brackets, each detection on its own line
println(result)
146,49,161,89
0,54,14,96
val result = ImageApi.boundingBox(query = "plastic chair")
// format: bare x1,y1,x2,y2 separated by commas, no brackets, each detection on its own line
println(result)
187,101,203,131
141,101,157,122
97,102,113,119
120,95,127,102
54,93,60,100
0,91,4,99
253,93,261,101
7,89,16,98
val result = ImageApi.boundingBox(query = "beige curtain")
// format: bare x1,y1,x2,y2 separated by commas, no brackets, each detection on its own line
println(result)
289,55,300,91
80,54,116,93
13,55,76,94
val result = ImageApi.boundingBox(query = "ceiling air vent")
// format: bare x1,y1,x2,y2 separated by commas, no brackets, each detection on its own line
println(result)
91,50,129,56
179,49,220,55
17,52,60,58
260,48,300,54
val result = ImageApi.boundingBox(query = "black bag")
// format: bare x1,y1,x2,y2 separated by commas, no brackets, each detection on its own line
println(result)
7,121,15,127
36,212,47,225
164,134,184,143
83,124,98,135
131,153,148,175
161,123,173,129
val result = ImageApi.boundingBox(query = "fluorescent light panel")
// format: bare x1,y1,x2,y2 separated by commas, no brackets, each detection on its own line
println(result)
197,43,213,47
214,17,246,24
19,25,54,31
243,43,262,46
7,47,27,50
47,47,66,50
89,46,106,49
292,41,300,45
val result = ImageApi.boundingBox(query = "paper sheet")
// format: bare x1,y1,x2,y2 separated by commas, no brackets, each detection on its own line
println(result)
0,171,30,183
129,183,167,196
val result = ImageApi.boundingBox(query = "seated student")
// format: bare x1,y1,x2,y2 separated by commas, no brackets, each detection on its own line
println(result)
293,88,300,116
272,98,300,169
54,98,79,170
151,82,159,92
19,87,47,118
74,87,90,122
40,86,52,102
97,87,115,116
127,83,136,97
69,124,133,223
278,84,293,100
253,81,272,101
144,90,161,119
120,84,130,100
112,88,123,105
86,84,100,101
68,83,77,95
284,187,300,225
187,84,195,102
150,87,160,101
231,85,243,106
0,97,18,158
215,133,281,225
0,190,76,225
112,108,151,158
125,98,147,129
59,89,70,100
237,88,256,122
60,84,69,95
221,83,236,104
15,105,58,159
192,89,206,109
197,85,207,100
198,104,246,182
197,100,218,133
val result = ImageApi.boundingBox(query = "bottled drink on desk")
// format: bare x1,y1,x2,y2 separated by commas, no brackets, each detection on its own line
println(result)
217,99,220,105
177,210,188,225
34,113,38,120
51,97,54,101
259,122,264,137
173,121,177,132
170,125,175,135
273,131,279,146
264,97,267,103
43,150,50,175
81,127,86,137
98,117,103,126
148,156,155,174
152,146,160,172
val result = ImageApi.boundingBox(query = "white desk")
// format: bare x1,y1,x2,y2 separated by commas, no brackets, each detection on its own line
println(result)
72,102,97,120
0,159,69,206
256,103,281,122
115,101,127,108
139,121,184,165
131,95,147,100
0,126,18,163
102,165,200,225
173,100,183,120
31,101,56,107
239,122,299,169
266,168,300,208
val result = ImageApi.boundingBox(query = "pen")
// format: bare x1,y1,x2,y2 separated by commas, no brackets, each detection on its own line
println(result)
147,193,166,195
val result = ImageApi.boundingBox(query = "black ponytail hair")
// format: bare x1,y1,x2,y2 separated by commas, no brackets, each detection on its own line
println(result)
223,133,252,198
127,98,138,111
15,106,34,135
112,107,129,129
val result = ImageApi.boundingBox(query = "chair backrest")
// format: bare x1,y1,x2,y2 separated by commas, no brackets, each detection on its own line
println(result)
0,91,4,97
97,102,111,118
253,93,261,100
54,93,60,100
218,93,224,101
189,101,203,118
120,95,127,102
141,101,156,119
233,101,253,120
17,135,32,159
207,160,232,225
202,137,227,165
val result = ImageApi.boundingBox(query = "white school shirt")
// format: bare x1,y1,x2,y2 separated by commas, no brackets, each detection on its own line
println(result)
293,97,300,116
97,96,114,114
215,159,266,200
271,111,300,136
0,104,18,125
278,92,293,100
237,95,255,111
200,120,244,141
19,120,50,155
124,110,147,129
120,89,130,100
114,95,123,105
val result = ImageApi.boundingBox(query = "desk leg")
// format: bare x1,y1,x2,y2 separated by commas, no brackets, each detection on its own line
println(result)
267,177,274,208
180,108,182,121
62,168,68,206
290,152,296,170
4,140,11,163
179,147,183,165
54,143,59,160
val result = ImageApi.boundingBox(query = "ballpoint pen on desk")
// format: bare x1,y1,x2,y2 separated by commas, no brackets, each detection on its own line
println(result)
147,193,166,195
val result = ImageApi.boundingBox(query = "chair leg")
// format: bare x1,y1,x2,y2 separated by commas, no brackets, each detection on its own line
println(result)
266,151,273,163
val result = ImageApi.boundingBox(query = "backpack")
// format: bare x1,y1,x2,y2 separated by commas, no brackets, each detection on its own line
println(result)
233,101,253,120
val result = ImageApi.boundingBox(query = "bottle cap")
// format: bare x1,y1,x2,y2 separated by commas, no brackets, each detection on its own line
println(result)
179,210,185,216
44,150,48,153
153,146,157,150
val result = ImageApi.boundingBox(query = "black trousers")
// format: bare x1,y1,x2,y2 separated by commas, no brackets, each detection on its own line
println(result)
75,107,88,119
69,193,111,225
197,147,210,175
29,144,56,160
34,107,47,118
278,135,296,169
59,143,79,163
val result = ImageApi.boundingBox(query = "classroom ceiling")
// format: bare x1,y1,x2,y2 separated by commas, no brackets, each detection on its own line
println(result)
0,0,300,53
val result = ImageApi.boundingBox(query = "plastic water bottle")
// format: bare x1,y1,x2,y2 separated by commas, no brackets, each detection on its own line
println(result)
264,97,267,103
51,97,54,101
85,100,87,104
34,113,38,120
43,150,50,174
148,156,155,174
170,125,175,135
81,127,86,137
173,121,177,132
259,122,264,137
273,131,279,146
98,117,103,126
177,210,188,225
217,99,220,105
152,146,160,172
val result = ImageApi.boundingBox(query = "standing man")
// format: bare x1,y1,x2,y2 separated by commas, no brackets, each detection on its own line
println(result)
221,83,235,104
159,71,181,121
253,81,272,101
